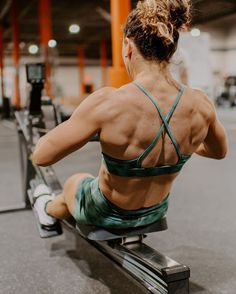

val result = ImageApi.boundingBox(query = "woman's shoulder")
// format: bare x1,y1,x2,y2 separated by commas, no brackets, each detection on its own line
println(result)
90,86,117,99
88,85,132,101
184,86,216,121
94,84,136,105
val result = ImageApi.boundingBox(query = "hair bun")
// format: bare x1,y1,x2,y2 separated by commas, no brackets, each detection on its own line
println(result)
136,0,191,47
137,0,174,45
124,0,192,62
169,0,191,30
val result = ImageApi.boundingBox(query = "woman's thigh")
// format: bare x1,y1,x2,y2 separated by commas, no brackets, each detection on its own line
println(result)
63,173,93,215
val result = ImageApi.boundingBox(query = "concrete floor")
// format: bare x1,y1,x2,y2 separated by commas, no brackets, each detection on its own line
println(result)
0,108,235,294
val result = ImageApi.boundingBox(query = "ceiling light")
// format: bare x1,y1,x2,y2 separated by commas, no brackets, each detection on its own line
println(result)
191,28,201,37
28,44,39,54
48,39,57,48
69,24,80,34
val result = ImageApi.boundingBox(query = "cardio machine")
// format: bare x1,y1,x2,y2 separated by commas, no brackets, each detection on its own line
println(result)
1,63,190,294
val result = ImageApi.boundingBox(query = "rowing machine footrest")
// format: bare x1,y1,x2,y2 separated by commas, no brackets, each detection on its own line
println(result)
76,217,167,241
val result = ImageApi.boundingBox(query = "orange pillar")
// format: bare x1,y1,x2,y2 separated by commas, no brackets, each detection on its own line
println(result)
0,24,5,103
11,0,20,109
39,0,52,97
100,39,107,86
78,47,85,96
109,0,131,88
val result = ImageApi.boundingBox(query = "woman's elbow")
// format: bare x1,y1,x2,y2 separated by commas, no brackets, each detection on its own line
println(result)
215,153,226,160
215,145,228,160
32,150,52,166
32,136,57,166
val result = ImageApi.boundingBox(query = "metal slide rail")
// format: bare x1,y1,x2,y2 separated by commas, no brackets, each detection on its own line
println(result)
6,110,190,294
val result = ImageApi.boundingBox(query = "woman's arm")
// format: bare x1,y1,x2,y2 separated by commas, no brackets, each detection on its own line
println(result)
32,87,114,166
195,103,228,159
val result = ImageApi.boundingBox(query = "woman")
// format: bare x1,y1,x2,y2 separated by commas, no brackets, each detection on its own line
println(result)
32,0,228,230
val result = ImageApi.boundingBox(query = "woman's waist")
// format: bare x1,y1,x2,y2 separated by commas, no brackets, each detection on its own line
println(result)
98,169,172,210
93,181,169,220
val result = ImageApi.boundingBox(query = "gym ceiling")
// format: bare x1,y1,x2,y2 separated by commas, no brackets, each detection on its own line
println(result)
0,0,236,59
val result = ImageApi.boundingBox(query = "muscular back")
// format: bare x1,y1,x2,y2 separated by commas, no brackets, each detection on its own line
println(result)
98,77,214,209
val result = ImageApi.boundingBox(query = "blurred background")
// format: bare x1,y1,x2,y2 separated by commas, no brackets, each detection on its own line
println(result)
0,0,236,117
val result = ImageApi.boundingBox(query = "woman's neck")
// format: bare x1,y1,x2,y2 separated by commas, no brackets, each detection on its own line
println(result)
130,57,172,84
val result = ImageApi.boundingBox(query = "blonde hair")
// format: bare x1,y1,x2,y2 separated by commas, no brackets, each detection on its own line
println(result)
124,0,191,62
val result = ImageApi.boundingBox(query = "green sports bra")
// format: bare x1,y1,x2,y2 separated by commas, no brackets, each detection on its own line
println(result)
102,82,191,177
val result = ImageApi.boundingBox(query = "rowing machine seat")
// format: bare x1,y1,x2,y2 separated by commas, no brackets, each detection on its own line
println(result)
76,217,168,241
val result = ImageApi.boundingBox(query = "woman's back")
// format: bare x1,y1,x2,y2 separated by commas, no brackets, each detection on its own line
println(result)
99,75,212,209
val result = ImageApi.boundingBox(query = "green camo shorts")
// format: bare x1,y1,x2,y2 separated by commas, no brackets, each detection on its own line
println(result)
72,177,169,229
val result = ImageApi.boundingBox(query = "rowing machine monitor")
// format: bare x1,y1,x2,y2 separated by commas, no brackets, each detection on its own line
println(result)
26,63,45,115
26,63,45,84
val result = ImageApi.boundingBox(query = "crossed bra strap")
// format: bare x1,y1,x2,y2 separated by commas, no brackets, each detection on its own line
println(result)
102,82,191,177
133,82,185,166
